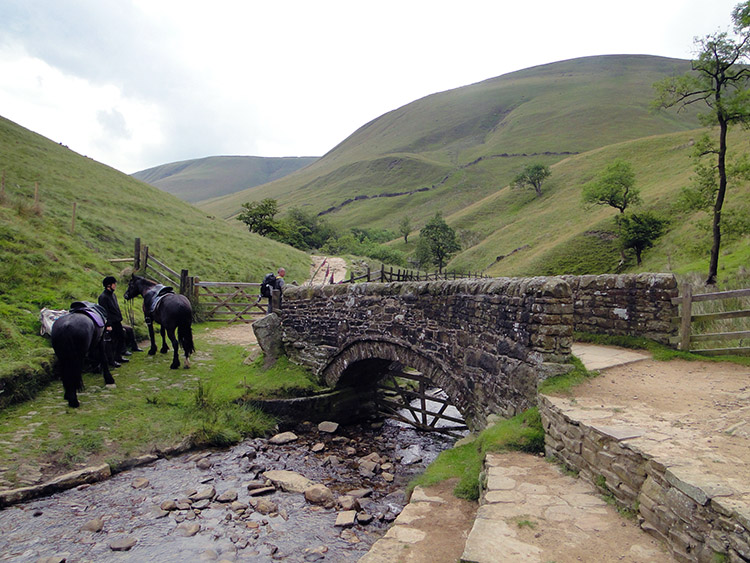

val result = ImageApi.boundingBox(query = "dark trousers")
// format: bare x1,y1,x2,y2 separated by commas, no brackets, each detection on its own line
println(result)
105,321,125,364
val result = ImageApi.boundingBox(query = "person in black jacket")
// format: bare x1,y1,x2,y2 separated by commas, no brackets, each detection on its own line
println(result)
98,276,133,367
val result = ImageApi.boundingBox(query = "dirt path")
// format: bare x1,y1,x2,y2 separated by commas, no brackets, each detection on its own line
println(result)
309,255,347,285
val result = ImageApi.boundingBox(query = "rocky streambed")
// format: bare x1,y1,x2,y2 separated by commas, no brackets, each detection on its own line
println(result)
0,418,456,562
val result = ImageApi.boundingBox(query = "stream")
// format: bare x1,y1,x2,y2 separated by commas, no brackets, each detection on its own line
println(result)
0,415,460,562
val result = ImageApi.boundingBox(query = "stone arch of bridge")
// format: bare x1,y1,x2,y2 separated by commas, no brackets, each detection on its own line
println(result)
320,337,476,428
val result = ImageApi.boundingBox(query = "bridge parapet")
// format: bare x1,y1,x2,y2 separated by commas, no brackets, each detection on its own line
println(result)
277,277,574,428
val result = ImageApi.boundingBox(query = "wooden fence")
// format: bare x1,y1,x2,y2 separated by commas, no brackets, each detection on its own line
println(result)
191,279,267,323
339,264,486,284
672,284,750,355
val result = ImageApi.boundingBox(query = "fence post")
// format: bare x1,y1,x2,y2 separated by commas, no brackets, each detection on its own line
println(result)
366,266,371,282
271,289,281,312
380,264,385,282
679,283,693,352
134,238,141,270
71,202,77,234
180,269,189,295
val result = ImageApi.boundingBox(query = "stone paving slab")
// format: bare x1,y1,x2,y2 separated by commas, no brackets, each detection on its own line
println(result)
571,343,650,371
460,452,676,563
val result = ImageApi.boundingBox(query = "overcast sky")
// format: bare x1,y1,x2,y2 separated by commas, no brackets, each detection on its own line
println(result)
0,1,741,174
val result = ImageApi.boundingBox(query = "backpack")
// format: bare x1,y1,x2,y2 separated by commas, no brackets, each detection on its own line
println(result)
260,273,276,298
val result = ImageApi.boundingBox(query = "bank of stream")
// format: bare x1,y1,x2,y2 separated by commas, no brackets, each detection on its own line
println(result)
0,416,458,562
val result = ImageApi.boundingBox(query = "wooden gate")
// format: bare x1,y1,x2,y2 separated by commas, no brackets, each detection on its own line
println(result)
375,368,468,438
193,280,266,323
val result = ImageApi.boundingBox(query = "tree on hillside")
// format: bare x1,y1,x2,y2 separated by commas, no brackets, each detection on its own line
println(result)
653,1,750,284
581,159,641,214
512,163,551,197
618,211,668,265
236,198,279,236
399,216,412,244
419,213,460,273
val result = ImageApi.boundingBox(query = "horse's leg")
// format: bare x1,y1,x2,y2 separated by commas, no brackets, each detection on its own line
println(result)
160,325,169,354
167,327,180,369
147,321,157,355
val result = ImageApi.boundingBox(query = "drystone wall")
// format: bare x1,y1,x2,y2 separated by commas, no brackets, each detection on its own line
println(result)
562,274,678,344
540,395,749,562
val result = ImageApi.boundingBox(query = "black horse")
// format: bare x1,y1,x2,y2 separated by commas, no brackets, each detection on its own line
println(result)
50,306,114,408
124,275,195,369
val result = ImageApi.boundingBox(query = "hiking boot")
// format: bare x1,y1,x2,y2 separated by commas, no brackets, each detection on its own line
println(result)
117,357,129,363
123,351,132,356
110,361,122,368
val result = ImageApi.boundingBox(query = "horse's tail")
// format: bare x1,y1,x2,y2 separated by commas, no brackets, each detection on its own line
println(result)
178,322,195,357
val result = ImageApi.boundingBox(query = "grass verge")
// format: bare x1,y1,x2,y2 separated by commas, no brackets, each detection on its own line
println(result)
0,323,321,490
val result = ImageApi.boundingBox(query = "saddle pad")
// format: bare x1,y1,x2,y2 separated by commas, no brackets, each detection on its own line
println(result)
39,308,68,336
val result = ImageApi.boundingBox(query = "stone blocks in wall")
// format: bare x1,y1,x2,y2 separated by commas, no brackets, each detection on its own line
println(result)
562,274,678,344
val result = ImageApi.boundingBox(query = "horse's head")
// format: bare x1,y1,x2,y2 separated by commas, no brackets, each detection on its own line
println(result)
123,275,141,301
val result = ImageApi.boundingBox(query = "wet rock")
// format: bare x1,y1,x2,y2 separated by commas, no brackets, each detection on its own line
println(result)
80,516,104,532
176,500,192,510
245,479,267,490
192,499,211,510
175,522,201,537
331,436,349,444
304,484,334,506
340,529,360,543
345,446,357,456
361,452,384,464
399,445,423,465
131,477,150,489
337,495,360,511
311,443,325,453
356,512,373,524
36,557,66,563
317,421,339,434
230,500,248,512
382,472,394,483
196,458,213,470
161,499,178,511
262,470,313,493
248,486,275,497
109,536,137,551
255,498,278,515
269,431,298,445
358,459,380,475
321,455,341,467
348,488,373,499
216,489,238,503
191,485,216,501
334,510,357,528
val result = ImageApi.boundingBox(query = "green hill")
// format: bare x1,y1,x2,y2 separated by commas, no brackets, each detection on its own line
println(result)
132,155,318,203
199,55,701,232
0,115,310,392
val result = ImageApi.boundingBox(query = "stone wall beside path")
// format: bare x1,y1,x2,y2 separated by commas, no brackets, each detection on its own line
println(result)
540,395,750,562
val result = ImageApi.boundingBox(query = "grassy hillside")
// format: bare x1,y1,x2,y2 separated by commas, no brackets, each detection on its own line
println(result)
0,115,310,389
438,128,750,278
132,155,318,203
200,55,701,233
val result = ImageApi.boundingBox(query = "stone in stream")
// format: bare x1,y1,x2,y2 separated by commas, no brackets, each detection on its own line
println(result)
216,489,238,503
254,498,278,515
80,516,104,532
131,477,150,489
311,442,325,453
317,421,339,433
175,522,201,537
160,499,178,511
334,510,357,528
269,431,298,445
190,485,216,501
196,458,213,470
337,495,360,511
262,470,314,493
304,484,334,506
109,536,137,551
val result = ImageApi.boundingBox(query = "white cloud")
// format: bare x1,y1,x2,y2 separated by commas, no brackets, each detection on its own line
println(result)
0,0,742,173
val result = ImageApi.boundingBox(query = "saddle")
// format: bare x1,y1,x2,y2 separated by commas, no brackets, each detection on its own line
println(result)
143,285,175,318
69,301,108,328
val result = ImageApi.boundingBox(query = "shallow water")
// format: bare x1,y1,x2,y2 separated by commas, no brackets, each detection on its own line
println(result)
0,419,457,562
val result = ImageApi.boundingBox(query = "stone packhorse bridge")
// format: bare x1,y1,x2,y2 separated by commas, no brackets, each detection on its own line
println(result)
254,274,677,431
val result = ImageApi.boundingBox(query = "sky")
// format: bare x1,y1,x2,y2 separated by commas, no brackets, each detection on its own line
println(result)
0,1,742,174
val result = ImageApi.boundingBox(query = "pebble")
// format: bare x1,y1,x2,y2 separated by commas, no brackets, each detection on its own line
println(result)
109,536,137,551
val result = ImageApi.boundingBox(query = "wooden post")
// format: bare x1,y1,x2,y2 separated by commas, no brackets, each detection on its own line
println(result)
70,202,77,234
366,266,371,282
34,182,39,207
134,238,141,270
271,288,281,312
180,269,189,295
380,263,385,282
679,283,693,352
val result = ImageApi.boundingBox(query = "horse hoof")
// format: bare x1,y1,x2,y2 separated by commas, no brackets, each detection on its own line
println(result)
68,399,80,408
170,363,180,370
105,377,115,385
148,348,157,356
161,348,169,354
